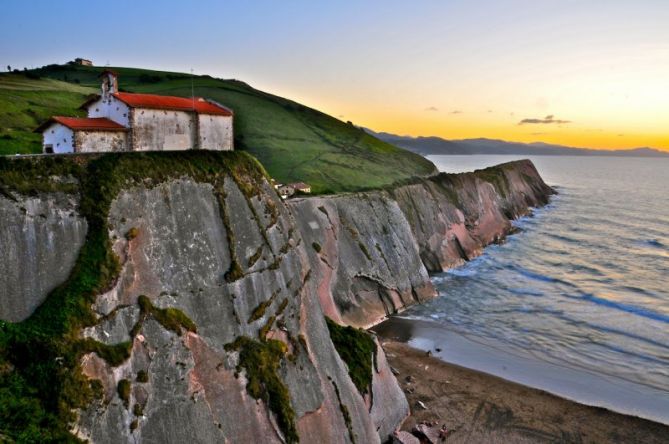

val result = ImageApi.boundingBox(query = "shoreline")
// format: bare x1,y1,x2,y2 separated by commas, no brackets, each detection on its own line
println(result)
372,316,669,426
380,340,669,443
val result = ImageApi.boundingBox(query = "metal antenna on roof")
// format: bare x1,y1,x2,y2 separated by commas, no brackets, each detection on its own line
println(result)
191,68,195,110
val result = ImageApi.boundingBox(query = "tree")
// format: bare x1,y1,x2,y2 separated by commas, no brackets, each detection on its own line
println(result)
6,65,10,72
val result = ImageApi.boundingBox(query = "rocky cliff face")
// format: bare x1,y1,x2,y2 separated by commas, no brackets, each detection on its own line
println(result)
392,160,553,272
75,177,402,444
290,159,554,328
0,191,87,322
289,193,435,329
0,153,552,443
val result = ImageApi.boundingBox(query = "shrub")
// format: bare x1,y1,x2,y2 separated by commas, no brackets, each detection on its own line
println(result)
136,370,148,383
117,379,131,407
133,403,143,417
125,227,139,241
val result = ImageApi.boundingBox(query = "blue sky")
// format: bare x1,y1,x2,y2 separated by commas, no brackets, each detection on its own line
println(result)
2,0,668,149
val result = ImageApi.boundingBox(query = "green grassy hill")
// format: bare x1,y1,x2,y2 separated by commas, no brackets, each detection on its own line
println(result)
0,64,436,193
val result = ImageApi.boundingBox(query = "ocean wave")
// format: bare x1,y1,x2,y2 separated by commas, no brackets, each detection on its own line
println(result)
446,267,478,277
643,238,666,249
567,292,669,324
509,288,545,297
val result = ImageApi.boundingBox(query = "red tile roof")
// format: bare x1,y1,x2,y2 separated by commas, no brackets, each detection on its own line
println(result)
113,92,233,116
35,116,128,133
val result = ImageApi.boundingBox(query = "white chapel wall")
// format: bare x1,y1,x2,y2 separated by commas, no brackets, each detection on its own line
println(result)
86,96,130,126
42,123,74,153
198,115,233,151
130,109,196,151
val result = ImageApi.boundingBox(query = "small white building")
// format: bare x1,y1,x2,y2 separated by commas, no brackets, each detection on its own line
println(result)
36,116,128,154
36,70,234,153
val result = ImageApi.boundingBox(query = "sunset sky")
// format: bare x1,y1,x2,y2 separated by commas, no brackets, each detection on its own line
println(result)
2,0,668,150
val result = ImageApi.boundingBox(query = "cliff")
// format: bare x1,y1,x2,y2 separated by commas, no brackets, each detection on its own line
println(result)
0,153,552,443
290,159,554,328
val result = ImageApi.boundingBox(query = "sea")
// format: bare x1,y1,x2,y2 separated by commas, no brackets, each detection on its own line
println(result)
389,155,669,425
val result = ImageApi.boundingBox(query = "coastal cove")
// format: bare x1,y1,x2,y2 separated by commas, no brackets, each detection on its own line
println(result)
377,155,669,427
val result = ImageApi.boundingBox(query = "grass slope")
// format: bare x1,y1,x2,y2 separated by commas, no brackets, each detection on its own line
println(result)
0,64,435,193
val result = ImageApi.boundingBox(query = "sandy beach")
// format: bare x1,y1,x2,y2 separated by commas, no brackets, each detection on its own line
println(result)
380,340,669,443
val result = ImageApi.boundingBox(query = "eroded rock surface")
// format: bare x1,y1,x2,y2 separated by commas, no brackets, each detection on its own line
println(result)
392,160,554,272
0,192,87,321
290,159,555,327
0,156,553,443
290,194,435,328
77,178,386,444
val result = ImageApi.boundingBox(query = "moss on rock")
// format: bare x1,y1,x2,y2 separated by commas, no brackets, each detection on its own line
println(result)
325,317,376,395
136,295,197,335
0,151,265,441
225,336,297,444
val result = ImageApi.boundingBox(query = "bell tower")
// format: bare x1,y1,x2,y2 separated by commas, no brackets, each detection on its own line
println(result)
100,70,118,100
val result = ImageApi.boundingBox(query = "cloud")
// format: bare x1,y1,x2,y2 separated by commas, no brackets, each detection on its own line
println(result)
425,106,439,112
518,114,571,125
450,110,463,114
530,132,546,136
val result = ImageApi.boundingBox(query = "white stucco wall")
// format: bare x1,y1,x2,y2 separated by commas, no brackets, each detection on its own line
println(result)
198,115,233,151
42,123,74,153
86,96,130,127
130,109,196,151
74,131,128,153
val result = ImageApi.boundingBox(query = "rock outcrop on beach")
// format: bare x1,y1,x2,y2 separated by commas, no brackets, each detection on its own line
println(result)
0,153,552,443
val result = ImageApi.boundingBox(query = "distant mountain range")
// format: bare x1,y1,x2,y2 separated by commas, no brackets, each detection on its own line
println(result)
368,130,669,158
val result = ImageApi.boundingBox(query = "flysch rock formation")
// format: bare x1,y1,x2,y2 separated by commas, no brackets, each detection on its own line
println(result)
290,159,554,328
0,154,553,443
75,177,398,443
289,193,436,329
0,191,87,321
390,160,553,272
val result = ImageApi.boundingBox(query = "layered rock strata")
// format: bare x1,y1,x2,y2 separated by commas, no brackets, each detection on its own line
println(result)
0,154,552,443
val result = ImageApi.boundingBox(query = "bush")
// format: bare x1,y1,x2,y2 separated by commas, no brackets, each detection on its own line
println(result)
125,227,139,241
136,370,148,383
117,379,131,407
133,403,143,416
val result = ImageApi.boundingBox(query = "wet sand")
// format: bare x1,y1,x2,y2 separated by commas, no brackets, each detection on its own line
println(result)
381,340,669,443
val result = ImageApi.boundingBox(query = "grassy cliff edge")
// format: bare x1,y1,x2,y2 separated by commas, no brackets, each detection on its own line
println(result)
0,65,436,193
